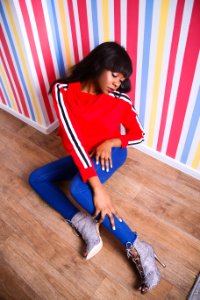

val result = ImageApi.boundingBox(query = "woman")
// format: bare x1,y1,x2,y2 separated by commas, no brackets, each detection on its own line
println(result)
29,42,165,294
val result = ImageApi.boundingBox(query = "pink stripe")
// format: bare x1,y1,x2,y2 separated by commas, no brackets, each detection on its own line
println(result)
157,0,185,152
19,0,54,123
0,49,21,113
31,0,56,85
114,0,121,44
126,0,139,102
0,87,7,105
166,0,200,158
67,0,79,63
77,0,90,57
0,26,28,116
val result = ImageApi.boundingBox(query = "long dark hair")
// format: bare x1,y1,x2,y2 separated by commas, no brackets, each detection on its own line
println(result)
49,42,132,93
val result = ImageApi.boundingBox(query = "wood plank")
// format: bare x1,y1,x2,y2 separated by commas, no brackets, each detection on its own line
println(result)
0,257,37,300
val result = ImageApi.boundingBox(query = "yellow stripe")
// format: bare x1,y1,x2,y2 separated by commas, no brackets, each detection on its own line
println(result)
192,141,200,169
147,0,170,146
1,63,18,111
58,0,72,68
5,0,42,125
102,0,109,42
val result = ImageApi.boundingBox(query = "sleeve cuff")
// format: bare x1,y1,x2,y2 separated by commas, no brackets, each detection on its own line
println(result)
80,166,97,182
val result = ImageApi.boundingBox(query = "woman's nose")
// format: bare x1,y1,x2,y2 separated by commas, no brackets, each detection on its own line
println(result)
113,80,120,88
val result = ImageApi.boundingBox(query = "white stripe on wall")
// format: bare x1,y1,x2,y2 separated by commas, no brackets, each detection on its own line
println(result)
86,0,94,50
109,0,115,41
135,0,146,113
121,0,127,48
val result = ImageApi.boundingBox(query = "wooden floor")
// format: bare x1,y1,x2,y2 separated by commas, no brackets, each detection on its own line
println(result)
0,109,200,300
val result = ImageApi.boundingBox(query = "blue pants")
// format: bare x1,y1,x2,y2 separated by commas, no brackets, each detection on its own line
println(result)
29,148,137,246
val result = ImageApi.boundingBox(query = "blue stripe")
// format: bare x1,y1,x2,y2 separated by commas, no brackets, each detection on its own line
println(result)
47,0,65,76
139,0,154,127
181,87,200,164
91,0,99,47
0,2,36,121
0,77,12,108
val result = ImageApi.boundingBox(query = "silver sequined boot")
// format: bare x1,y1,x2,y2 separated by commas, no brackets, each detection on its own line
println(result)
126,237,166,293
69,212,103,260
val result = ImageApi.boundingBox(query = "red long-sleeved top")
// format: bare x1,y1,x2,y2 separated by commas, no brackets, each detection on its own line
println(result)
52,82,144,182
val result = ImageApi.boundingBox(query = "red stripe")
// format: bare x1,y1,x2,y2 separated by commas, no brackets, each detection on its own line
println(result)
31,0,56,85
166,0,200,158
126,0,139,102
67,0,79,63
0,26,29,117
0,87,7,105
114,0,121,44
157,0,185,152
0,49,21,113
19,0,54,123
77,0,90,58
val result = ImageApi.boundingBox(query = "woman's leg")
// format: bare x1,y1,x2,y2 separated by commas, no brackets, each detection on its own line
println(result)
29,155,103,259
29,156,79,220
69,148,137,246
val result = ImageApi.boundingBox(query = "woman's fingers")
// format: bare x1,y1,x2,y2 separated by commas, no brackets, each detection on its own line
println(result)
95,150,112,172
98,156,112,172
105,158,112,172
114,210,123,223
97,209,122,231
100,156,106,171
95,153,100,165
108,213,116,230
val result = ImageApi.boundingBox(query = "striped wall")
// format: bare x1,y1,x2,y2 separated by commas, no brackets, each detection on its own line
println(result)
0,0,200,179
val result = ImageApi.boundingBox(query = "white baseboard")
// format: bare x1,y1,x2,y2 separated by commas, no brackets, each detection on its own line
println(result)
0,104,59,134
134,144,200,180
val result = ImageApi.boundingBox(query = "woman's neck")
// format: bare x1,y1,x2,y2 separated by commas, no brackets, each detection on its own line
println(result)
80,80,99,95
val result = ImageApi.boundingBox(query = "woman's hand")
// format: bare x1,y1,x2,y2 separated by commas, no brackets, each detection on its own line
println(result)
93,138,122,172
88,176,122,230
93,185,122,230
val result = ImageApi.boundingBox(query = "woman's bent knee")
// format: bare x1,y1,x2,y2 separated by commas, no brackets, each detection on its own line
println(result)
28,167,46,187
28,169,40,187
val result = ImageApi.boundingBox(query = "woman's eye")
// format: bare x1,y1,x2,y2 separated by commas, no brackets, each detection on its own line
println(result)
112,73,118,78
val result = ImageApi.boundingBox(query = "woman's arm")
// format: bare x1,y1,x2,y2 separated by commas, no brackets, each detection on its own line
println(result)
88,138,122,230
52,83,97,182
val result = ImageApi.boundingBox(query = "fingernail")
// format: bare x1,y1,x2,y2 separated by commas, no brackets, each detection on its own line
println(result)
102,167,105,171
112,226,116,230
96,161,99,165
106,168,109,172
119,218,123,222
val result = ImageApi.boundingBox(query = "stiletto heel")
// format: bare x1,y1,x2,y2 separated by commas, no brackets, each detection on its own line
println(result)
154,254,166,268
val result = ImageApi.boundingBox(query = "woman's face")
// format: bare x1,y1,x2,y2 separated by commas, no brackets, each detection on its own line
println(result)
96,70,125,94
